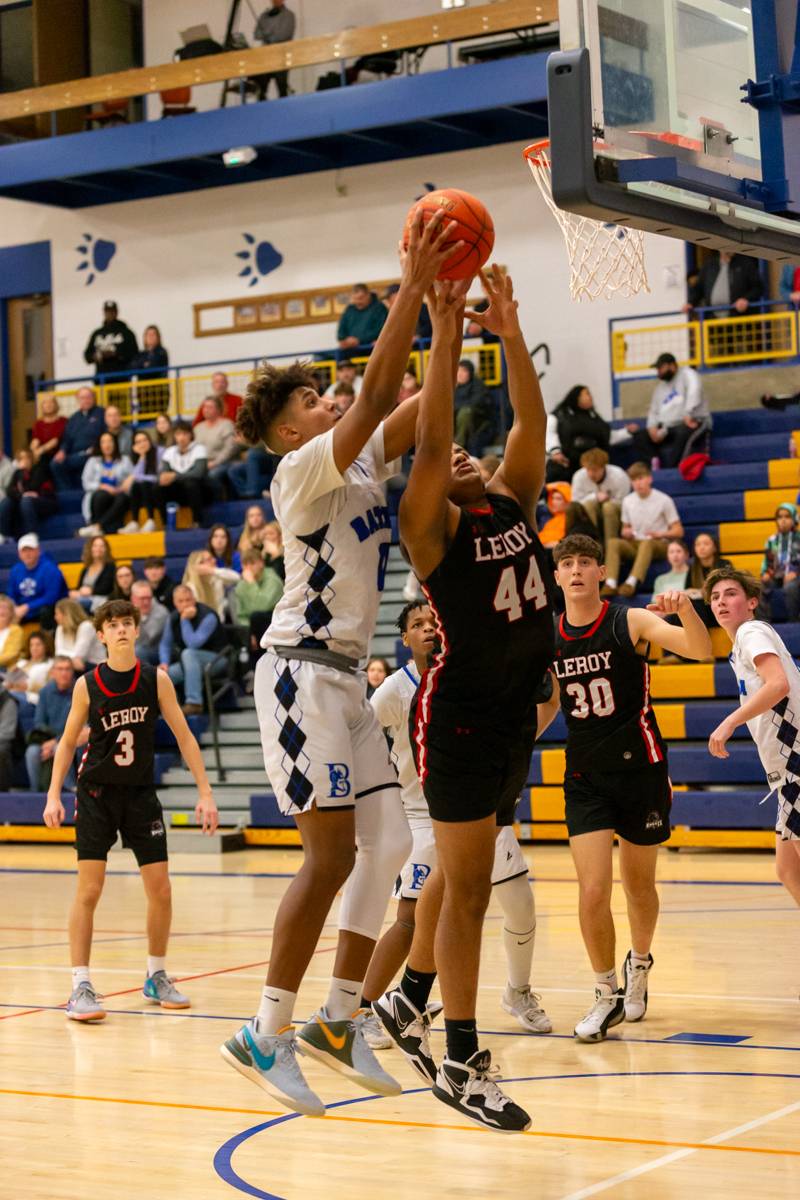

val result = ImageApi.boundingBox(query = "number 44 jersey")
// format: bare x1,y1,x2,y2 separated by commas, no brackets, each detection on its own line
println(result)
79,659,159,785
553,600,666,771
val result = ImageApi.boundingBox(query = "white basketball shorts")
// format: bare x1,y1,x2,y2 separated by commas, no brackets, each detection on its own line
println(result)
394,820,527,900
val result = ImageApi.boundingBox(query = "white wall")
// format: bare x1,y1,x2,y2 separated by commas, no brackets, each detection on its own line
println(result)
0,143,686,415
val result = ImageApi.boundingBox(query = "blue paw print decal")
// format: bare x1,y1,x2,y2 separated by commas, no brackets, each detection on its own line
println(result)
75,233,117,286
236,234,283,287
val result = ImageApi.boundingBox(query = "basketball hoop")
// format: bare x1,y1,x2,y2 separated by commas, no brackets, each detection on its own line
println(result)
523,139,650,302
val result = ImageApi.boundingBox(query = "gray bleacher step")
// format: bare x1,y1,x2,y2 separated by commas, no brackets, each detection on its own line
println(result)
112,828,247,854
201,729,260,746
214,711,261,731
200,747,265,768
162,767,268,786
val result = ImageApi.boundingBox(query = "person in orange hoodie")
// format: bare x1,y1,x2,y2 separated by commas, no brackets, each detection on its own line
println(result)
540,482,598,549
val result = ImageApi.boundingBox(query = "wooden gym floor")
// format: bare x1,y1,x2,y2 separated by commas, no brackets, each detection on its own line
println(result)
0,842,798,1200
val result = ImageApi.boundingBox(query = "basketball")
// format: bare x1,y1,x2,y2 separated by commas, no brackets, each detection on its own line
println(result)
403,188,494,280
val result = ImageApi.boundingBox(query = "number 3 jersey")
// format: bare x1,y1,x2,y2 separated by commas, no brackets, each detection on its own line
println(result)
79,659,159,786
418,492,554,732
554,600,666,771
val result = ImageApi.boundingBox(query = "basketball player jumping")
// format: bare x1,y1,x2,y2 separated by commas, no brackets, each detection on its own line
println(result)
42,599,218,1022
552,534,711,1041
221,212,462,1117
706,566,800,912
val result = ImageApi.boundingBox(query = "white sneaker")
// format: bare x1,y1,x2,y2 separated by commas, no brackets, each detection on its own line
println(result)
574,985,625,1043
77,523,101,538
140,518,157,533
501,984,553,1034
622,951,653,1022
360,1007,393,1050
120,520,140,534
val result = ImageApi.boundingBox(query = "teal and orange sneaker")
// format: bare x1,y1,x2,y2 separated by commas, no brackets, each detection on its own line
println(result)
220,1021,325,1117
142,970,190,1009
297,1006,401,1096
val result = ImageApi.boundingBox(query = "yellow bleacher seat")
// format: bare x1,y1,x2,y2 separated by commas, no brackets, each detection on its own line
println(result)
59,562,83,588
744,487,798,520
718,519,774,553
767,458,800,489
529,786,565,821
728,552,762,574
651,703,686,738
650,662,715,698
540,747,566,785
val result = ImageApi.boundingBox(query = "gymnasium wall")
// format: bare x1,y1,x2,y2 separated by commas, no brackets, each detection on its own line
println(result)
0,143,686,414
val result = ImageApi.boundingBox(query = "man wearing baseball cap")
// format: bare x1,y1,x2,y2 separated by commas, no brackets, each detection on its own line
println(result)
7,534,67,631
83,301,138,377
626,352,710,469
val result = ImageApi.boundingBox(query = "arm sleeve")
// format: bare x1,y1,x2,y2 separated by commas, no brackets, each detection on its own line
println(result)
620,494,634,526
84,331,97,365
683,369,706,419
275,429,346,531
608,467,631,503
662,495,681,526
182,446,208,480
369,676,404,732
180,613,218,649
81,457,99,493
337,309,352,341
570,470,593,504
646,388,662,427
739,622,783,670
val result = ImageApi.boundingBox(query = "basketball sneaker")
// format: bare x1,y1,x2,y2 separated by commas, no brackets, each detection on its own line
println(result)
220,1020,325,1117
371,987,437,1084
65,981,106,1022
142,970,190,1009
360,1008,393,1050
573,984,625,1042
501,984,553,1034
297,1006,401,1096
622,950,653,1022
432,1049,531,1133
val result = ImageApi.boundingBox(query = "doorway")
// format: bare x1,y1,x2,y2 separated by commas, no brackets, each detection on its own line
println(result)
6,294,53,453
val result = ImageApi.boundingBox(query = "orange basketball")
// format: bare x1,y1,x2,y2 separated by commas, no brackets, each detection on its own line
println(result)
403,188,494,280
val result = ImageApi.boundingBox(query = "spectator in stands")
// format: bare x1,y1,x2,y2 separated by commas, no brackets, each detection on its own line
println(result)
0,594,24,671
0,447,57,541
51,386,105,488
539,483,597,549
153,412,175,448
653,538,690,595
234,548,283,637
130,579,169,666
262,519,285,580
8,534,67,630
54,598,105,672
25,656,88,790
120,428,163,534
208,524,242,572
130,324,169,372
193,396,240,499
687,532,732,597
685,250,764,316
603,462,684,597
182,548,239,620
192,373,243,426
545,385,614,483
570,447,630,545
110,563,135,602
237,504,269,556
332,381,356,415
366,656,391,699
454,359,492,449
627,353,710,468
759,504,800,621
155,420,208,529
253,0,296,99
103,404,133,458
228,439,277,499
0,449,14,500
159,583,228,715
30,395,67,464
337,283,388,351
143,556,176,611
397,367,420,405
78,432,133,537
0,682,20,791
323,360,363,400
69,535,116,610
4,630,54,706
83,300,138,377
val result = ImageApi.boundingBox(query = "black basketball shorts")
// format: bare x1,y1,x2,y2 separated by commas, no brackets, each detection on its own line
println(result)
75,783,169,866
414,717,536,825
564,761,672,845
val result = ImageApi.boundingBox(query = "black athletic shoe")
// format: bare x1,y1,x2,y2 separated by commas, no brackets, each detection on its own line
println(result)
622,950,653,1022
371,987,437,1084
432,1049,531,1133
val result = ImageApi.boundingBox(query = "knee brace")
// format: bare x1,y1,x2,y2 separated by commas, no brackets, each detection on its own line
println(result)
337,788,411,941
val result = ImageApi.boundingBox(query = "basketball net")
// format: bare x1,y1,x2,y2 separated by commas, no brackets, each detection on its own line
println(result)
524,140,650,302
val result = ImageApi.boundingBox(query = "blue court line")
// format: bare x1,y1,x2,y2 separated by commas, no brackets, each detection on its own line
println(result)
213,1070,800,1200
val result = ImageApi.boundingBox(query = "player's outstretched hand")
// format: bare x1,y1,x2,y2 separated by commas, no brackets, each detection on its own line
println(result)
43,793,65,829
464,263,520,340
426,278,470,337
708,717,735,759
646,590,691,618
401,207,463,292
196,792,219,835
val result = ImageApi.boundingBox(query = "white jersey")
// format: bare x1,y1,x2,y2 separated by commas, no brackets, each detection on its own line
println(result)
265,425,398,664
729,619,800,785
370,663,429,819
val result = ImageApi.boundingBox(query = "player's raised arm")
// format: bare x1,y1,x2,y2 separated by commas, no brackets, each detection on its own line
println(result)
156,669,218,834
469,266,546,524
43,677,90,828
629,591,712,661
709,652,789,759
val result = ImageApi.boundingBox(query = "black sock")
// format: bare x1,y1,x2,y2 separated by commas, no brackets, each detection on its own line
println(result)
399,966,437,1014
445,1018,479,1064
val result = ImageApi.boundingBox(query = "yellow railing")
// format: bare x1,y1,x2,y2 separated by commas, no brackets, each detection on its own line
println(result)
611,322,701,375
613,309,800,374
422,341,502,386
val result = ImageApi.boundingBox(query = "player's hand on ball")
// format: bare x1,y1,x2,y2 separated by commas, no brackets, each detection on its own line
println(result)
43,795,65,829
196,793,219,835
402,207,462,292
708,719,734,759
464,264,520,339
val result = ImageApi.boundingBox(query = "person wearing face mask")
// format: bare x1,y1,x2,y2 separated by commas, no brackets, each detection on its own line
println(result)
627,353,710,470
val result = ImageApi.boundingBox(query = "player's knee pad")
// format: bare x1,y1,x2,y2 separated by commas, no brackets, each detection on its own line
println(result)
495,872,536,932
337,788,411,941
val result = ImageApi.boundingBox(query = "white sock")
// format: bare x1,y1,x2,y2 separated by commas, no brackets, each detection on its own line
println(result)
605,578,617,589
72,966,91,989
147,956,166,978
624,575,638,588
325,976,362,1020
256,986,297,1036
596,967,618,992
630,950,651,965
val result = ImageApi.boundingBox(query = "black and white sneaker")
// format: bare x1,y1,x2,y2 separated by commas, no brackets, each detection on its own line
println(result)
372,987,437,1084
622,950,653,1022
432,1050,531,1133
573,984,625,1042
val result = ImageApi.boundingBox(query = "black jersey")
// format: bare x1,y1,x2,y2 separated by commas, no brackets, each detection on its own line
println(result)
416,492,554,732
554,600,666,771
79,659,159,787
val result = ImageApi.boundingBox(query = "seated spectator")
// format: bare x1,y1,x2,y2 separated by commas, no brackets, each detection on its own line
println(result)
570,447,631,545
627,354,710,469
54,598,105,672
323,360,364,400
366,656,391,699
330,381,355,415
69,535,116,610
685,532,732,601
155,420,208,528
0,682,21,791
337,283,388,350
159,583,228,715
759,504,800,621
397,368,420,405
234,548,283,646
83,300,138,377
228,437,277,499
253,0,296,99
603,462,684,597
208,524,242,572
51,386,105,488
103,404,133,458
0,447,57,541
192,372,243,426
153,412,175,448
30,395,67,464
4,629,54,704
110,563,135,602
130,324,169,372
653,539,690,595
25,656,88,790
545,385,616,482
238,504,270,556
182,548,239,620
8,534,67,631
539,482,598,549
78,431,134,537
193,396,240,499
454,359,492,449
262,519,285,580
143,556,176,611
120,427,164,533
0,449,14,500
130,579,169,665
0,593,24,671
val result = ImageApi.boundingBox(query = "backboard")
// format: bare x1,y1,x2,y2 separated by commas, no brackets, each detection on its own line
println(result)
547,0,800,258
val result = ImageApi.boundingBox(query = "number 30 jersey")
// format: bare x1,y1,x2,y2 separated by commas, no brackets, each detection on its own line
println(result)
554,600,666,771
79,659,159,786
